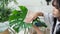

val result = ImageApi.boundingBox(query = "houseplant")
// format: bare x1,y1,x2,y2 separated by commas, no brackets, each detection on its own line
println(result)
0,0,48,34
9,6,47,34
0,0,17,34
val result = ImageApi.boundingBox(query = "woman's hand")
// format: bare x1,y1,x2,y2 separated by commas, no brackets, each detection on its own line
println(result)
24,11,42,23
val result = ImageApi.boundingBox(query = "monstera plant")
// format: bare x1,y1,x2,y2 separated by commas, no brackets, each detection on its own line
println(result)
0,0,17,33
9,6,47,33
0,0,11,22
0,0,17,22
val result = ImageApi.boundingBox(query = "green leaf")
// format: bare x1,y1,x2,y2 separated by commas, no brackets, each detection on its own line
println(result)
13,25,20,33
0,8,11,22
9,10,20,21
19,6,28,20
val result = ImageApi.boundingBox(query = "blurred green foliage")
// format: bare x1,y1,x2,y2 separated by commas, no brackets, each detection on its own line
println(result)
0,0,17,22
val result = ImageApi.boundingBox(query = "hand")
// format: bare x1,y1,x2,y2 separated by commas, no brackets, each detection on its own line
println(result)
24,11,40,23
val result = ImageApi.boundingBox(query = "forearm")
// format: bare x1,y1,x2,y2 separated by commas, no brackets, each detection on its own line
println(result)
33,25,43,34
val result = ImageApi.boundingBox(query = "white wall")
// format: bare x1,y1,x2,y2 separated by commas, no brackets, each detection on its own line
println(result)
8,0,53,13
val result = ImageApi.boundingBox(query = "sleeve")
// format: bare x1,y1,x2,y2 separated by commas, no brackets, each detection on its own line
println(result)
43,12,53,28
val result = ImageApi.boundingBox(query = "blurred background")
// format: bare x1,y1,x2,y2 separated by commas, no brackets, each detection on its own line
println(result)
0,0,53,34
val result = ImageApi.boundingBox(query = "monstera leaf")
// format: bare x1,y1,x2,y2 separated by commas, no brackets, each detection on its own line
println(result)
9,6,32,33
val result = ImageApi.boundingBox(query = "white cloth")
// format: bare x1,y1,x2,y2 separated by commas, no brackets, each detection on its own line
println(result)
0,21,9,32
43,13,53,34
43,12,60,34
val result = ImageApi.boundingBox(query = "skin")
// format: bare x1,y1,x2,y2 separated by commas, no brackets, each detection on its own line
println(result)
53,7,60,21
24,11,43,23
